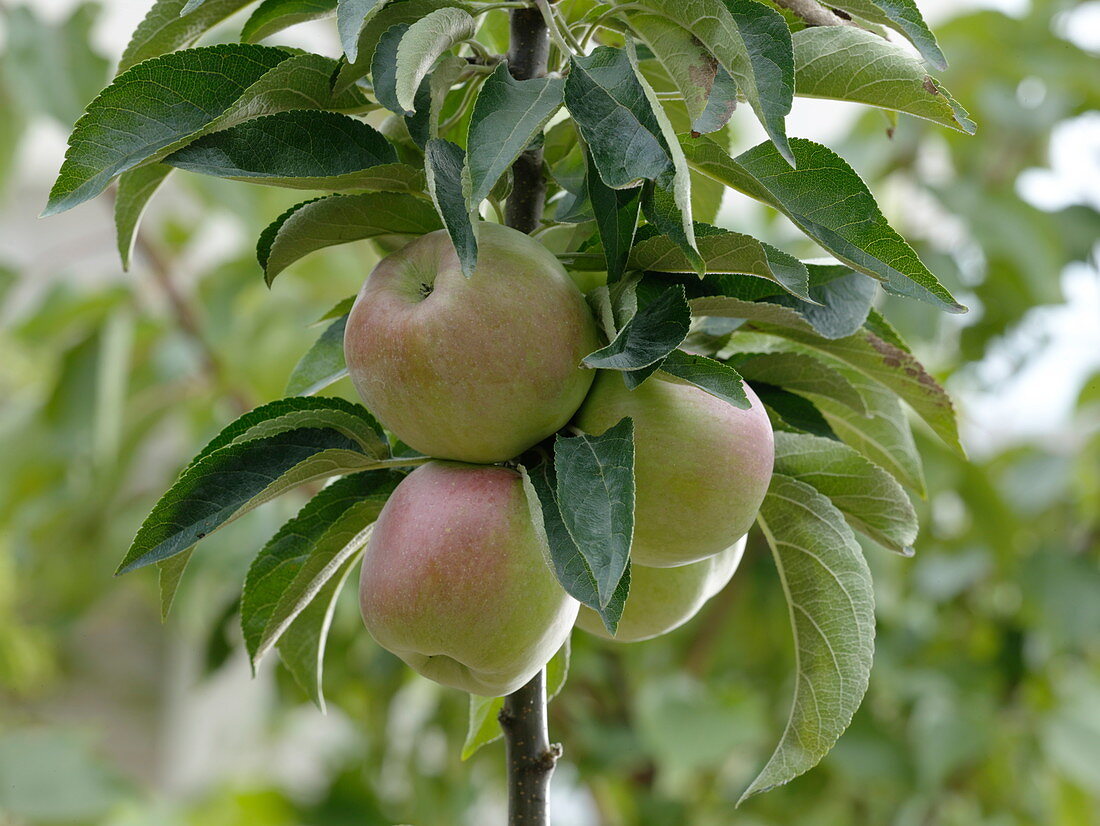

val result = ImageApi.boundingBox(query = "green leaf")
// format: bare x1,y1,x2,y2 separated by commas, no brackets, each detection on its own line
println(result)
241,471,397,662
187,396,386,469
794,361,926,496
773,432,917,554
425,138,477,277
630,229,811,299
157,551,193,619
334,0,462,92
554,418,636,609
587,165,641,285
119,0,258,73
243,472,399,676
693,66,738,135
242,0,337,43
257,192,441,283
627,12,725,133
286,314,349,396
688,291,844,340
863,306,911,353
584,285,690,384
745,474,875,802
394,8,475,113
731,351,867,415
338,0,390,61
461,639,571,760
769,267,877,339
275,541,361,710
659,349,749,408
114,164,171,271
682,135,966,313
827,0,946,70
371,23,409,115
793,27,974,133
522,464,631,634
468,64,565,206
628,0,794,164
756,384,838,439
117,426,389,574
46,46,370,216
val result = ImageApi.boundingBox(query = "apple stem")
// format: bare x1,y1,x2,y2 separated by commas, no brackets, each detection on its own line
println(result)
500,669,560,825
499,6,560,825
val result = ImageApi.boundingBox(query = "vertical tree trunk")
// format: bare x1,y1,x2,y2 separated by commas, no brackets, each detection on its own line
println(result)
500,8,560,826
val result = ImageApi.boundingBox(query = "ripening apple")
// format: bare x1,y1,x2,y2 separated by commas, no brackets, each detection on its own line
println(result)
359,461,579,696
575,535,747,642
573,371,773,567
344,223,600,463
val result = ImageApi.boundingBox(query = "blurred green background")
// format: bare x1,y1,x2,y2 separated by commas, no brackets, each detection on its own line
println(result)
1,1,1098,824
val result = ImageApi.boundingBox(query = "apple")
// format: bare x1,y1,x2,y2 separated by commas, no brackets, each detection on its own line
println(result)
575,535,747,642
358,461,579,696
573,371,773,567
344,223,600,463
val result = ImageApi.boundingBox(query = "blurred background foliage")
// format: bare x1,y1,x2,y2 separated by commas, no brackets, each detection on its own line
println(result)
1,0,1098,824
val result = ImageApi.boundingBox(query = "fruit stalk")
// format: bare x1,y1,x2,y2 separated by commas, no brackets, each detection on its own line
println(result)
500,5,559,825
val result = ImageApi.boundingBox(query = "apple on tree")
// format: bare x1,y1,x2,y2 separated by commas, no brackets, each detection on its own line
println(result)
573,370,774,567
344,222,600,464
359,460,579,697
576,535,748,643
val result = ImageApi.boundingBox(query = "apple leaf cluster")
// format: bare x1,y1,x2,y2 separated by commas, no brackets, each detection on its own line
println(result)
46,0,972,803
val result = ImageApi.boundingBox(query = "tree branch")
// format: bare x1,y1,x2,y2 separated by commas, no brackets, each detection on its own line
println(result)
500,670,561,826
772,0,853,27
499,8,560,826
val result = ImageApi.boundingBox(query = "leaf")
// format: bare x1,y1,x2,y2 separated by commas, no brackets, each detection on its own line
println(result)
863,306,911,353
338,0,389,61
394,8,475,114
119,0,258,73
767,329,963,455
630,229,811,299
371,23,410,115
114,164,171,271
162,110,406,190
554,418,636,609
745,474,875,802
798,363,926,496
275,542,361,710
187,396,386,469
627,12,722,133
521,464,631,634
242,0,337,43
693,66,738,135
117,427,387,575
682,135,966,313
659,349,749,408
769,266,877,339
793,27,974,134
584,285,690,377
772,432,917,554
334,0,462,92
628,0,794,164
827,0,946,70
468,64,565,206
587,166,641,284
425,138,477,277
257,192,440,283
286,314,349,396
46,46,370,216
756,384,838,439
461,639,571,760
731,351,867,415
241,471,397,662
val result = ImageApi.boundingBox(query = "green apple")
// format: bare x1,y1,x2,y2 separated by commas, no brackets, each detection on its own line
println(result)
574,371,773,567
576,535,747,642
359,461,578,696
344,223,600,463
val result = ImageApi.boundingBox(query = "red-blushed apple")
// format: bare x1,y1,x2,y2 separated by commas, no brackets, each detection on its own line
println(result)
344,223,600,463
575,536,747,642
573,371,774,567
359,461,579,696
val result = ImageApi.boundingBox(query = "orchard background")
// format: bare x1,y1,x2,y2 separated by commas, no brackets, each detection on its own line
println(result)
1,0,1099,824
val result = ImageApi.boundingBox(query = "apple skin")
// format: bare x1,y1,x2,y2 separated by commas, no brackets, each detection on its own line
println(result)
573,371,774,567
576,535,747,642
359,461,579,696
344,223,600,463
